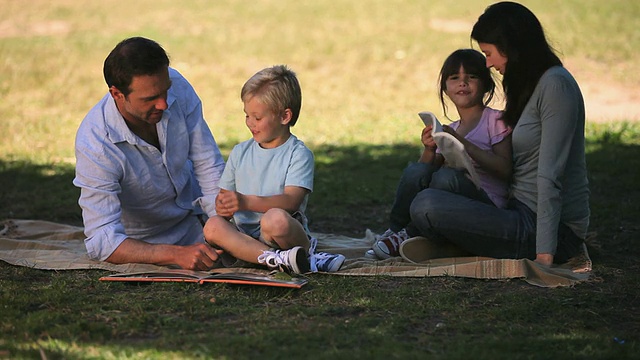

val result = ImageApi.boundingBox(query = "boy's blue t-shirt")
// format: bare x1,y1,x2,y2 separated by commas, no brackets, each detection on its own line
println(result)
219,134,314,235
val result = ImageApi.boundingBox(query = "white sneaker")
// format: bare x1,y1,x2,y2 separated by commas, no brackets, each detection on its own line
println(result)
372,228,409,259
257,246,310,274
310,252,346,272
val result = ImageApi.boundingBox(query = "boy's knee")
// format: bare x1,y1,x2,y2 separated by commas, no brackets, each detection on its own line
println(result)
260,208,291,234
203,216,228,240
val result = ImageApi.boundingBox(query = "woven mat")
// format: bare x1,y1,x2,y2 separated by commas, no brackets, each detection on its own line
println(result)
0,219,592,287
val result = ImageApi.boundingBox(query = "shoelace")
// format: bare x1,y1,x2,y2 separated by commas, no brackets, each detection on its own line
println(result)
310,251,335,272
257,250,288,270
379,235,404,254
308,236,318,255
380,230,409,251
376,229,395,241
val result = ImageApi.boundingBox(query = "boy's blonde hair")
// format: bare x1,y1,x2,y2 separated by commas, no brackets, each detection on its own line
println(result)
241,65,302,126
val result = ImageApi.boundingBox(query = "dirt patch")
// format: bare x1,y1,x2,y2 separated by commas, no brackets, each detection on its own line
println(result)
0,20,70,38
582,83,639,123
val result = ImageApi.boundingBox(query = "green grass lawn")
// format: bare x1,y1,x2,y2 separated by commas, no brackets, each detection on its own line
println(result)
1,124,639,359
1,0,639,358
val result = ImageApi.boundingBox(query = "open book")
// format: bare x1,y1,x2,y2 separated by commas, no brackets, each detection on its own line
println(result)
99,269,308,288
419,111,481,188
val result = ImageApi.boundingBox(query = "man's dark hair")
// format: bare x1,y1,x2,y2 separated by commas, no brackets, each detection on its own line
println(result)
103,37,170,97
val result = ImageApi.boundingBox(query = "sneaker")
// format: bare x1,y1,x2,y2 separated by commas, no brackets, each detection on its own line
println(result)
257,246,310,274
375,228,396,241
399,236,472,263
372,228,409,259
307,236,345,272
310,251,346,272
364,249,379,259
367,229,395,258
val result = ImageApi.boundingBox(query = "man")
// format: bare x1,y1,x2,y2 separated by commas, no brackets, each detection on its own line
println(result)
74,37,225,270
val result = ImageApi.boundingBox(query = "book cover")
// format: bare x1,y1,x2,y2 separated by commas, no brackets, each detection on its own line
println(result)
418,111,481,188
99,269,308,288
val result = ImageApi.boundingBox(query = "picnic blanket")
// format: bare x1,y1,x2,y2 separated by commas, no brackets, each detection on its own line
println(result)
0,219,593,287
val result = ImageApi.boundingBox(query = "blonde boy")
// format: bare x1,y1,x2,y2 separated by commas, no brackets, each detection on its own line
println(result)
204,65,344,274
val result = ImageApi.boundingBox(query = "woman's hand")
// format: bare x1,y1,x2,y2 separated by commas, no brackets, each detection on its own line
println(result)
442,124,463,141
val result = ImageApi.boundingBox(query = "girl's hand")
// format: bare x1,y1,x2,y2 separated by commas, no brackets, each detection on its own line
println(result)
421,125,437,150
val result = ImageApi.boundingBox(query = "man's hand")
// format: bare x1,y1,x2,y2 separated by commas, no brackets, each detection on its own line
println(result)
106,238,223,271
172,243,224,271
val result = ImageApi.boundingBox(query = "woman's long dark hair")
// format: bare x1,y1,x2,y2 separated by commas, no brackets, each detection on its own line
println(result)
471,1,561,126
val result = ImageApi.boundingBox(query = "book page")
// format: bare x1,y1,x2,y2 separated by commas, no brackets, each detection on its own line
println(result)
99,268,308,288
98,269,203,282
418,111,442,132
418,111,481,188
201,272,308,288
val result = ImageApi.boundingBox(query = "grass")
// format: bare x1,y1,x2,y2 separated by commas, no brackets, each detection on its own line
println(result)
1,0,639,358
2,124,639,359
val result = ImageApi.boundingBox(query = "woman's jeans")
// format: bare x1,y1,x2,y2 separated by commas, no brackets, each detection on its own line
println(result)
409,189,583,262
389,163,493,233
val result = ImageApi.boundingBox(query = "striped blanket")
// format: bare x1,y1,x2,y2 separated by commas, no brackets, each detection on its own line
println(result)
0,219,592,287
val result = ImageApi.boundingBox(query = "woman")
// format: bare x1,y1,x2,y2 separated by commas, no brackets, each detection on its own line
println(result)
406,1,589,266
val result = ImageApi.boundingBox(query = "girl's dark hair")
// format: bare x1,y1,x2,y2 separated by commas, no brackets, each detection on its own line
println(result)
438,49,495,118
471,1,561,126
103,37,170,97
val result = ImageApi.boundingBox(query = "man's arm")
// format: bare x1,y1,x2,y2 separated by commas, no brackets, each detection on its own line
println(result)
106,238,223,271
175,69,226,217
73,116,130,262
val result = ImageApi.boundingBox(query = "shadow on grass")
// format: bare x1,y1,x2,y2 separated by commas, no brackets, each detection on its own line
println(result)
583,135,640,267
308,143,419,236
0,135,639,359
0,160,82,225
1,135,639,263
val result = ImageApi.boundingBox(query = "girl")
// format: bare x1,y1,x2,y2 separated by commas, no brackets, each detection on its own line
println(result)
407,2,589,266
372,49,512,259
